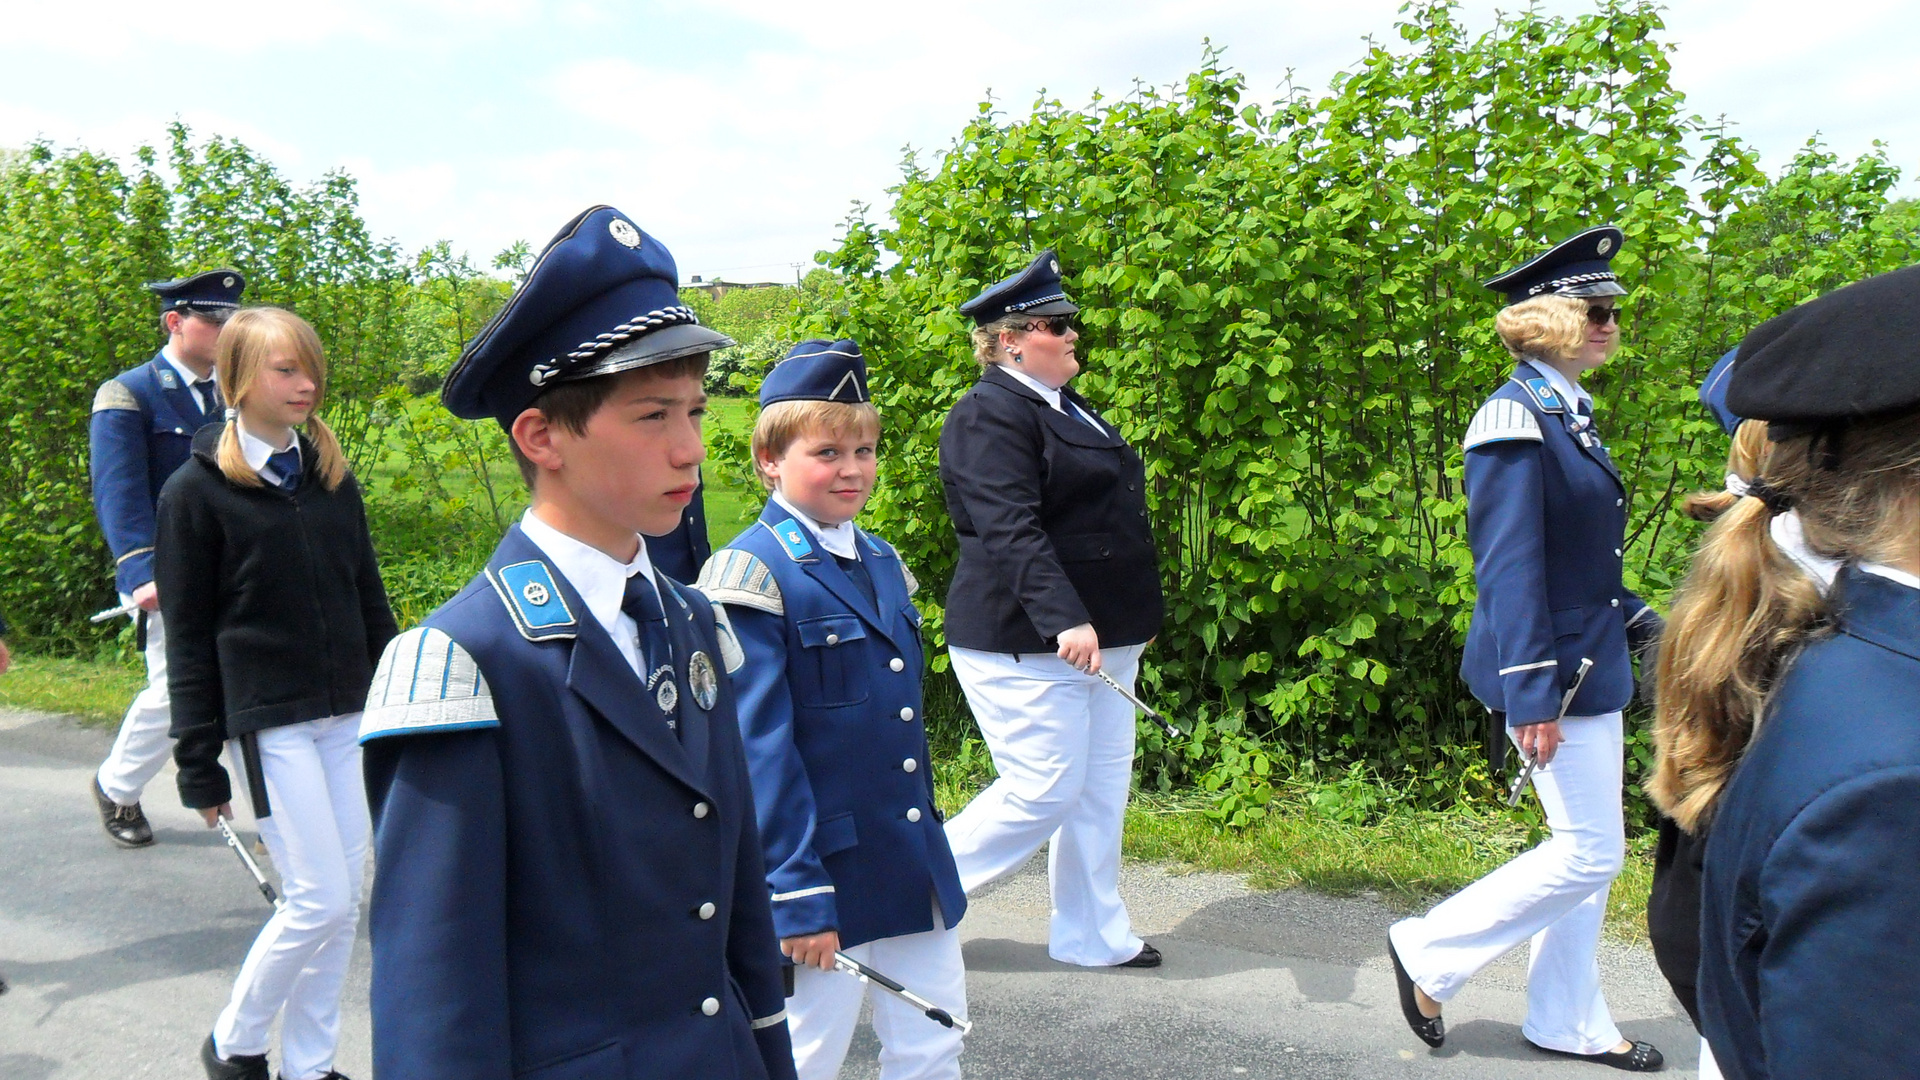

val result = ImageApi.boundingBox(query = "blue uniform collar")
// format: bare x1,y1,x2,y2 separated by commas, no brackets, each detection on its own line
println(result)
1833,565,1920,664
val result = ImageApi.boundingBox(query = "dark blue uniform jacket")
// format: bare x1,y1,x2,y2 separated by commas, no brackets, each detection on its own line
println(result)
1459,361,1656,725
89,351,224,594
1699,567,1920,1080
359,525,796,1080
700,503,966,948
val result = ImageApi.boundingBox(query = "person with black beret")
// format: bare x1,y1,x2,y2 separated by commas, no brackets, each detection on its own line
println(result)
1386,227,1664,1071
1653,263,1920,1080
936,250,1166,969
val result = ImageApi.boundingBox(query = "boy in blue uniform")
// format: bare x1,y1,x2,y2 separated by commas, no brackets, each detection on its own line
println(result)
698,339,968,1080
358,206,796,1080
87,269,245,847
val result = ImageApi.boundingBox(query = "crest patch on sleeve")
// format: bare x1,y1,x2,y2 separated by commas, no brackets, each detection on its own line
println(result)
359,627,500,743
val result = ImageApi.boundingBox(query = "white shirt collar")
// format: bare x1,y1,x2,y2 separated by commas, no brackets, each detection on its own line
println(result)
237,425,299,484
1858,561,1920,592
999,362,1064,411
519,509,658,672
1528,358,1591,413
770,489,860,561
161,347,216,409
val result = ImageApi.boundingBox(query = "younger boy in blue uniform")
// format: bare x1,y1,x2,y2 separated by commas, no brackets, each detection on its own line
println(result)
358,206,796,1080
698,340,968,1080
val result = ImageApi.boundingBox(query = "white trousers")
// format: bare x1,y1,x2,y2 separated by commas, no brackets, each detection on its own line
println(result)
788,918,967,1080
96,599,174,806
1388,711,1627,1055
944,643,1145,967
1700,1035,1723,1079
213,714,369,1080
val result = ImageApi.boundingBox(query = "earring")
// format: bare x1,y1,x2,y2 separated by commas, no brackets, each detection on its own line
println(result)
1011,352,1024,364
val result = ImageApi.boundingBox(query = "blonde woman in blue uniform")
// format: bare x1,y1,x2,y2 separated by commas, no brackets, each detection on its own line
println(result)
1387,227,1664,1071
702,339,968,1079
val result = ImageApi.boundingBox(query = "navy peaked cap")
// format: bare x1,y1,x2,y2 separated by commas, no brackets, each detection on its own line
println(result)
1727,263,1920,430
1484,226,1628,305
147,269,245,313
760,339,869,406
959,249,1080,326
1698,348,1742,435
442,205,733,424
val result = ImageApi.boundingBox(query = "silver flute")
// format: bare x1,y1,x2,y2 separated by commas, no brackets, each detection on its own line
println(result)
1507,657,1594,807
88,601,140,623
1094,670,1183,741
216,817,285,911
831,952,972,1034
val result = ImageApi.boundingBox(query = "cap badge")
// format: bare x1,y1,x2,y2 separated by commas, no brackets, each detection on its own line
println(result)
223,275,236,288
689,651,718,711
1596,237,1613,256
609,219,642,248
521,581,550,606
1050,259,1060,274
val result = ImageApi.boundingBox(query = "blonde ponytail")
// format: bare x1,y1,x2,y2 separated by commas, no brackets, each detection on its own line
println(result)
214,415,265,488
303,413,349,491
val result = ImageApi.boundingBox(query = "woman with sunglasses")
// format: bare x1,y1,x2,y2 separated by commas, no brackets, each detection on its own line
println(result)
1386,227,1665,1071
937,250,1165,969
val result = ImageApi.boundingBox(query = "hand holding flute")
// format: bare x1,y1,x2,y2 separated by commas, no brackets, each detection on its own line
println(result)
1507,657,1593,807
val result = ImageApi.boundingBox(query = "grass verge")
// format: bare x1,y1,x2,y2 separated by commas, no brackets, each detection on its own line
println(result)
5,652,1654,943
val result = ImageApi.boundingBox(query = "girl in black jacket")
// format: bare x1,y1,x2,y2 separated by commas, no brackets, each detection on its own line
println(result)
156,306,395,1080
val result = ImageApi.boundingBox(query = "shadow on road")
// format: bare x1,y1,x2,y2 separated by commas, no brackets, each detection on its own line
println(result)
2,920,261,1017
0,1054,59,1080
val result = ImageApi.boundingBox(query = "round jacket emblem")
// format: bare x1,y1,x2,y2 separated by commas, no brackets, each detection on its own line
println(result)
655,678,679,714
1596,237,1613,256
689,651,718,711
521,581,550,606
609,219,642,248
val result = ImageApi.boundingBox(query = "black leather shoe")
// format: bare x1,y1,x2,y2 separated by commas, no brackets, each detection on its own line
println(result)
1531,1040,1665,1072
1388,936,1445,1047
92,777,154,848
1116,943,1162,968
278,1073,352,1080
201,1035,268,1080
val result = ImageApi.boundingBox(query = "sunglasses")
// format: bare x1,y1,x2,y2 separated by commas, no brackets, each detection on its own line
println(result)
1586,305,1621,327
188,307,234,326
1025,314,1076,336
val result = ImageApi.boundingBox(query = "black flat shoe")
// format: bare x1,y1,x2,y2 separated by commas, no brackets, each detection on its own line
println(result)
201,1034,268,1080
92,777,154,848
1530,1039,1665,1072
1116,943,1162,968
1388,937,1445,1048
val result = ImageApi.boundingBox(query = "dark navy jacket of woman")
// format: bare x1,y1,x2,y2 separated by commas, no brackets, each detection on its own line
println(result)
358,525,796,1080
1459,360,1658,725
938,364,1162,653
1699,566,1920,1080
700,501,966,949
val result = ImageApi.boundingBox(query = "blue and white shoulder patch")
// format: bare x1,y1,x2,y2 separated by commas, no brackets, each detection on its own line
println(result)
92,380,140,413
487,560,577,641
1463,398,1544,451
696,548,784,615
360,627,499,744
1519,377,1566,414
762,518,817,563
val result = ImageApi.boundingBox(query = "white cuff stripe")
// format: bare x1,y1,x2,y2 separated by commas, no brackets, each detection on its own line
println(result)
1498,660,1558,675
751,1009,788,1030
770,885,836,902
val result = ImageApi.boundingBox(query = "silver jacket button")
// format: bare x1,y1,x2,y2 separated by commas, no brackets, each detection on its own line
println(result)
890,657,905,672
693,802,710,819
701,997,720,1016
1610,598,1620,607
903,758,918,773
899,707,915,721
698,902,716,920
826,633,840,646
906,807,922,823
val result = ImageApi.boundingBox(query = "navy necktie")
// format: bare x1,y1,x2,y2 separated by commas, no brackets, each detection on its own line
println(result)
621,571,679,733
834,553,877,612
191,379,219,419
267,448,301,492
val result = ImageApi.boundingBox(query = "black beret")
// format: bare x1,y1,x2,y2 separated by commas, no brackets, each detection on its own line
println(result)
1726,263,1920,426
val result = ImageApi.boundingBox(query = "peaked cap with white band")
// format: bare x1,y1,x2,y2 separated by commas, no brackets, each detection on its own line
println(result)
442,205,734,426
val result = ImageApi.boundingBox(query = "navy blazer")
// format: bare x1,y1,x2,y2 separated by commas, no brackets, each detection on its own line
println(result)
1699,567,1920,1080
88,352,224,594
1458,361,1656,725
700,503,965,949
360,525,796,1080
938,364,1162,653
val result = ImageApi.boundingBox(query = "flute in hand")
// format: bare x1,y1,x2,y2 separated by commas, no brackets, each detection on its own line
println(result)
1507,657,1594,807
89,602,140,623
831,952,972,1034
216,817,284,911
1094,670,1183,741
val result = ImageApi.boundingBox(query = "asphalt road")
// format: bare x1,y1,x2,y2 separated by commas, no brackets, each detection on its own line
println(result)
2,708,1702,1078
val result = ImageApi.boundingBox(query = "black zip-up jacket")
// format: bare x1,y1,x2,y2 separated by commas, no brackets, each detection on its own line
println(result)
156,425,396,809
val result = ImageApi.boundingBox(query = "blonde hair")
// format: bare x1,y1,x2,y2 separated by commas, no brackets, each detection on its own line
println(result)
1495,293,1590,363
1650,413,1920,831
213,307,348,491
750,399,882,491
1679,419,1772,522
969,314,1030,369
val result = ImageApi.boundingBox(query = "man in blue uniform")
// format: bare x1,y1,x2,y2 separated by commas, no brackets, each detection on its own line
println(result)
700,339,968,1079
357,205,795,1080
87,269,245,847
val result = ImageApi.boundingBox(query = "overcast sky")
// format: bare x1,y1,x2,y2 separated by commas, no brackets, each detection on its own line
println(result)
2,0,1913,282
